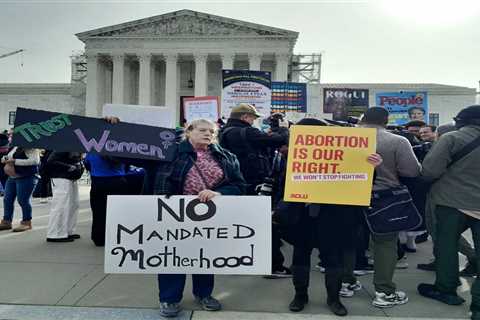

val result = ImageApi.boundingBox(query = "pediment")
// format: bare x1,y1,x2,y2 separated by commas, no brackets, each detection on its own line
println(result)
76,10,298,41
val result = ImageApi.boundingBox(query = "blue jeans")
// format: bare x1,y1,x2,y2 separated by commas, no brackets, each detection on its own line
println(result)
3,176,38,222
157,274,214,303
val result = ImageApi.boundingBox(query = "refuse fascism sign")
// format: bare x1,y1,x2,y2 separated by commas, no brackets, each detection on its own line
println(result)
105,195,271,274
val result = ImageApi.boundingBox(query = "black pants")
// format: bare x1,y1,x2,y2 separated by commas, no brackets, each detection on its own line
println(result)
90,176,129,246
291,205,361,300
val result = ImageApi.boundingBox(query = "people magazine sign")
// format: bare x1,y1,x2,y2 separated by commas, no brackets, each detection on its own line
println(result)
105,196,271,274
11,108,177,162
375,91,428,125
323,88,369,121
183,96,220,123
222,69,271,118
284,126,376,206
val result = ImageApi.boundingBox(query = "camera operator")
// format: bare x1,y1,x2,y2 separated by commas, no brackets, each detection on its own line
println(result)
219,103,290,278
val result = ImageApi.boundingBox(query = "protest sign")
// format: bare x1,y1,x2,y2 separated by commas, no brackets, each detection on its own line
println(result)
323,88,369,121
271,82,307,113
222,70,272,118
102,104,174,128
105,195,271,274
12,108,177,162
284,125,376,206
183,96,220,123
375,92,428,125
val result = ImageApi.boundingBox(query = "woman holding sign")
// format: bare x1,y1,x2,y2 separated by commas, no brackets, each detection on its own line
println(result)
152,119,245,317
283,118,382,317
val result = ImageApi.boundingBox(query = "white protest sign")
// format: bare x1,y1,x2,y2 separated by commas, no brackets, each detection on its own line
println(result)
105,195,271,274
103,104,175,128
183,96,219,123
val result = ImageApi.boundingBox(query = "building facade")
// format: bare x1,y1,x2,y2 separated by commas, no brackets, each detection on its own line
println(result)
0,9,476,129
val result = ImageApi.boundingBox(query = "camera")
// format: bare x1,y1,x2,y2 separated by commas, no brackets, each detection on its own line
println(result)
256,177,275,196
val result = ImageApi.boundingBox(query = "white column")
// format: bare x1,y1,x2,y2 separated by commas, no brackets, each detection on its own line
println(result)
275,53,290,81
138,53,152,105
85,54,99,117
194,53,208,97
248,53,262,71
165,53,178,123
221,52,235,70
112,54,125,104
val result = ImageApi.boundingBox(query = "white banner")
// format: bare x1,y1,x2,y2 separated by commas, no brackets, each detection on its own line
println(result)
105,195,271,274
183,96,219,123
221,70,272,118
103,104,175,128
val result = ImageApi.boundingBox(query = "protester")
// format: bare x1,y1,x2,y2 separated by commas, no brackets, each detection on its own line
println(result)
84,153,129,246
0,147,40,232
219,103,290,277
360,107,421,308
419,125,437,142
45,152,84,242
404,120,426,141
418,105,480,315
0,132,10,194
33,149,53,203
282,118,383,316
146,119,245,317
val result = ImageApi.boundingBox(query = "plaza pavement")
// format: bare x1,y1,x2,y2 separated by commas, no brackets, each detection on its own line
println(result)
0,185,472,320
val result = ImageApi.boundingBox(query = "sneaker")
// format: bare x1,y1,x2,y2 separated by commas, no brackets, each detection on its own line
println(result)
417,283,465,305
327,299,348,316
354,264,374,276
372,291,408,308
195,296,221,311
0,219,12,231
417,260,435,271
339,283,354,298
159,302,180,317
264,266,292,279
344,280,362,291
12,220,32,232
46,237,74,243
396,256,409,269
415,233,429,244
459,262,477,277
289,294,309,312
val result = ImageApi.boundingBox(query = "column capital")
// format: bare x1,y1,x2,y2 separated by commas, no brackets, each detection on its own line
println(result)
164,53,178,62
137,53,152,63
194,53,209,63
111,53,125,61
248,52,264,59
275,53,291,61
220,52,236,60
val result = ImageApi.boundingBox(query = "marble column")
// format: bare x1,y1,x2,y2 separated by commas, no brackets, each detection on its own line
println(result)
194,53,208,97
112,54,125,104
248,53,262,71
138,53,152,105
165,53,178,124
221,52,235,70
85,54,100,117
275,53,290,81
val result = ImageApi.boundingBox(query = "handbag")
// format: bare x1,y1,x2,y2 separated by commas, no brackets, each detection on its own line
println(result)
363,185,422,235
3,162,17,177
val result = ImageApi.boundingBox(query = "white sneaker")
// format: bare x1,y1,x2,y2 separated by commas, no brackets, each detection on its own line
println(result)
344,280,362,291
396,256,409,269
372,291,408,308
339,283,354,297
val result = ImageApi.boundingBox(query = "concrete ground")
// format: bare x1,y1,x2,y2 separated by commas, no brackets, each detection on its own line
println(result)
0,185,473,319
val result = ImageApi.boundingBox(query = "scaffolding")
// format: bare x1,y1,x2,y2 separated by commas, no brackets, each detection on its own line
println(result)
290,53,322,84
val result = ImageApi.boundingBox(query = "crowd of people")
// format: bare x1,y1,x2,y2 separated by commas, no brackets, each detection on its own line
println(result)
0,103,479,319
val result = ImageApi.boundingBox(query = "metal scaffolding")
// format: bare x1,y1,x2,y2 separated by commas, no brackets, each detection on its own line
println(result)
290,53,322,84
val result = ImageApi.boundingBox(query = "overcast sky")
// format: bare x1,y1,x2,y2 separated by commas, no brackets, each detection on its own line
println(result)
1,0,479,89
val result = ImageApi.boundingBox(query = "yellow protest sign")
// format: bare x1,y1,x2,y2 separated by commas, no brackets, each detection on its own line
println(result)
284,125,376,206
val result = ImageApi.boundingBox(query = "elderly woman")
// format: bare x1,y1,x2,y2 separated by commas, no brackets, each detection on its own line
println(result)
105,118,245,317
0,147,40,232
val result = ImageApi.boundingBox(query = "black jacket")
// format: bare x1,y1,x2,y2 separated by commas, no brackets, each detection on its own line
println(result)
46,152,84,180
219,118,288,191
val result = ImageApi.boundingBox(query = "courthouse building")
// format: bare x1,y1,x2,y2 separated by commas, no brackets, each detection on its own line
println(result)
0,9,476,128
